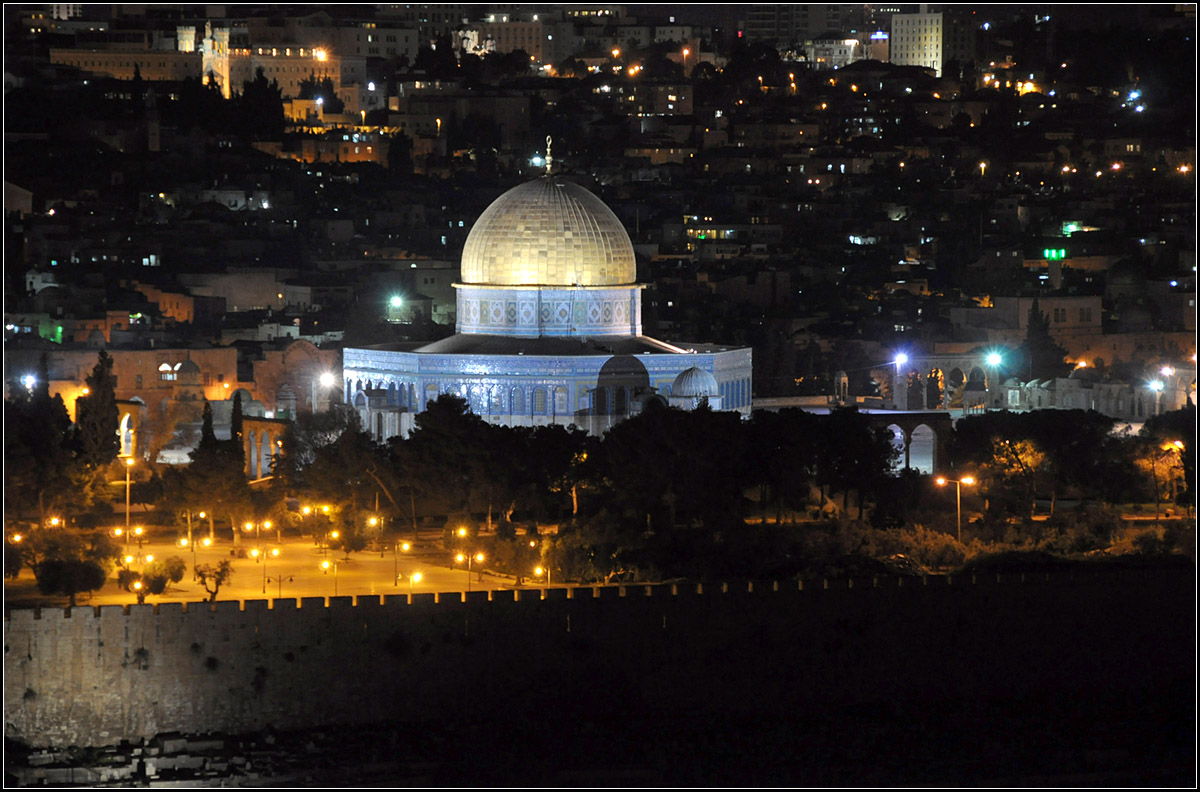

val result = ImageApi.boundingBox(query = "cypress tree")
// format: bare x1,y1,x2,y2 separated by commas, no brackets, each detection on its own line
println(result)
76,350,120,468
231,391,244,443
1019,298,1070,381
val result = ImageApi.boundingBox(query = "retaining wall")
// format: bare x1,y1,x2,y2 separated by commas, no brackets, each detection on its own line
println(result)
5,570,1194,749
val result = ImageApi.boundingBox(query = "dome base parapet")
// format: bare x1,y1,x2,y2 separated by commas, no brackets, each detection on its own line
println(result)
455,284,643,338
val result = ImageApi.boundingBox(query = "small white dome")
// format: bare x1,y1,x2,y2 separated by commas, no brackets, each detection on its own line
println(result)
671,366,720,398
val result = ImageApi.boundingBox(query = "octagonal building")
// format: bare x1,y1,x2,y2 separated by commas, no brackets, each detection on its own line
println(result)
341,176,753,439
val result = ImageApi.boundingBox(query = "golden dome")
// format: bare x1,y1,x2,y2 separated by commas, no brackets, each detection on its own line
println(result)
460,177,636,287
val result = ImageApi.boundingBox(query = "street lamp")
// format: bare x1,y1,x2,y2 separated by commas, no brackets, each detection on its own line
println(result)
265,573,294,599
314,371,336,413
1148,379,1164,416
936,476,976,542
409,571,422,599
534,565,551,594
894,353,909,408
393,540,411,586
123,457,135,530
455,551,485,594
321,559,339,596
262,547,280,593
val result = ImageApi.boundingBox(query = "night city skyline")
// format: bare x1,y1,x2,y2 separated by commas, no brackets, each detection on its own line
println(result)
3,3,1195,786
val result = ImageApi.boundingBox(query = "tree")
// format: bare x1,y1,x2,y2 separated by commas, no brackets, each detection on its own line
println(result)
393,395,492,514
75,350,120,470
195,559,234,602
1142,404,1195,513
5,537,26,578
297,73,343,113
184,401,253,541
231,391,244,444
1017,299,1070,381
35,560,107,607
814,407,898,519
236,67,284,140
747,408,820,524
387,130,414,175
122,555,187,603
4,356,83,522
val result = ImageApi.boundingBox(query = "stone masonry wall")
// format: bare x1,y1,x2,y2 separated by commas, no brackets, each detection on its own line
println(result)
5,569,1194,749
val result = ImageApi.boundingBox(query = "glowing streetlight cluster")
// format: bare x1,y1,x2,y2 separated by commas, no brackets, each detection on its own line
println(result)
936,476,976,542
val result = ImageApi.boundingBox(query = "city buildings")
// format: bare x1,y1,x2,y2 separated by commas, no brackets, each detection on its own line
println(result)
4,4,1195,463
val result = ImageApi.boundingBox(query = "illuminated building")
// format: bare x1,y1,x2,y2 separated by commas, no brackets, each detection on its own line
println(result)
342,176,753,439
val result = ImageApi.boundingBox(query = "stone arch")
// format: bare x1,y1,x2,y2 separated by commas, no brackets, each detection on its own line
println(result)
468,385,485,415
424,383,439,408
946,367,966,407
592,386,610,416
905,369,925,409
511,387,525,414
909,424,936,473
533,387,547,414
119,412,134,457
595,355,649,416
614,385,629,414
925,368,945,409
489,386,503,415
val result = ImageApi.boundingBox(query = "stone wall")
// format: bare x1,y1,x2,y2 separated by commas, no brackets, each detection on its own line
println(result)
6,569,1194,750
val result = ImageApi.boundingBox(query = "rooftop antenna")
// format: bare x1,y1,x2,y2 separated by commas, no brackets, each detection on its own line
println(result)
545,135,553,175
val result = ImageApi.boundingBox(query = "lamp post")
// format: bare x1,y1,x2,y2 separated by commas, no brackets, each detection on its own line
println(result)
1148,379,1164,416
321,559,339,596
180,537,196,575
123,457,134,530
313,371,336,413
266,574,293,599
936,476,976,542
409,571,422,600
196,536,212,579
394,540,411,586
261,547,279,593
455,551,484,594
984,352,1004,410
534,565,550,595
894,353,909,408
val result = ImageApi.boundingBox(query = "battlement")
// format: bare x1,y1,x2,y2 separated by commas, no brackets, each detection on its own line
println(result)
4,571,1061,625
